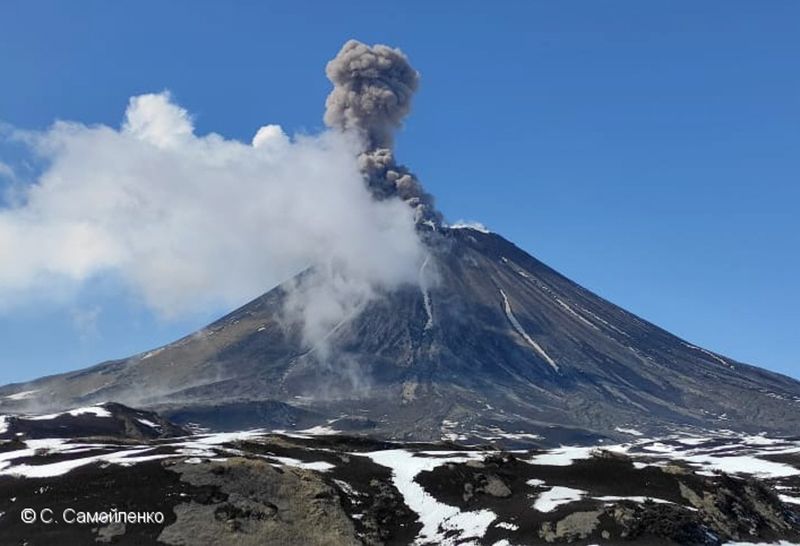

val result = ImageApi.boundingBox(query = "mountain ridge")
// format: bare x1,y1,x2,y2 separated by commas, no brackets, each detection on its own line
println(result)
2,226,799,444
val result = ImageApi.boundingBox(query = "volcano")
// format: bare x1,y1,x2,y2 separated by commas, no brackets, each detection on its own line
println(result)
2,224,799,443
4,39,800,546
2,40,798,445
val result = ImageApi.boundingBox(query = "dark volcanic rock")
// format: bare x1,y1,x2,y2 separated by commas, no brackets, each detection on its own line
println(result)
0,402,187,441
159,458,360,546
0,458,191,545
158,400,323,433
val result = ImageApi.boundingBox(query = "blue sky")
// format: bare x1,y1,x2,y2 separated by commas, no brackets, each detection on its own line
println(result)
0,1,797,384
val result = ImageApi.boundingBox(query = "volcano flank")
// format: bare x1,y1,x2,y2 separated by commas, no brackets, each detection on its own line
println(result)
2,223,799,444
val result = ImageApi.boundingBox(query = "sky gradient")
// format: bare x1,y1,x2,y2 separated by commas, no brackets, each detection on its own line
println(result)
0,1,797,384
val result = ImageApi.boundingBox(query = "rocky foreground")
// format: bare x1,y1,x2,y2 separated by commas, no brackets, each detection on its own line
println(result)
0,404,799,545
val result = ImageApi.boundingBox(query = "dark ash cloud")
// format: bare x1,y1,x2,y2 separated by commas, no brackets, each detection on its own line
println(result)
325,40,441,225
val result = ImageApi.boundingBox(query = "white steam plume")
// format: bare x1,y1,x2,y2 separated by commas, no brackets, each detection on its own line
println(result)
0,92,425,347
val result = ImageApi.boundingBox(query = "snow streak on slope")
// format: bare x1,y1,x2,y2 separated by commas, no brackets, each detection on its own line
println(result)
4,390,39,401
499,289,558,371
683,342,734,369
419,255,434,331
502,258,599,332
552,296,600,331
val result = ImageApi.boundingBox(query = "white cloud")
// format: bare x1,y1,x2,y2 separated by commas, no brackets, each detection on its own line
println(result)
252,124,289,149
0,93,425,346
122,92,193,148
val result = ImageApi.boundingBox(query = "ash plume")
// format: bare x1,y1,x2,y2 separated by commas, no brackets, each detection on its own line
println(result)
324,40,441,224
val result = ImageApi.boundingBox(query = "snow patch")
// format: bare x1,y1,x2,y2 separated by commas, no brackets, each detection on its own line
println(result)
449,221,490,234
0,446,158,478
268,455,335,472
440,419,468,441
140,347,164,360
364,449,495,545
137,418,161,430
533,486,585,512
471,426,543,442
779,495,800,506
677,437,710,446
296,425,341,436
4,390,39,401
184,430,264,446
528,446,596,466
615,427,644,437
594,495,673,505
334,479,362,497
27,406,113,421
491,431,543,441
740,434,784,446
722,540,800,546
682,454,799,479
